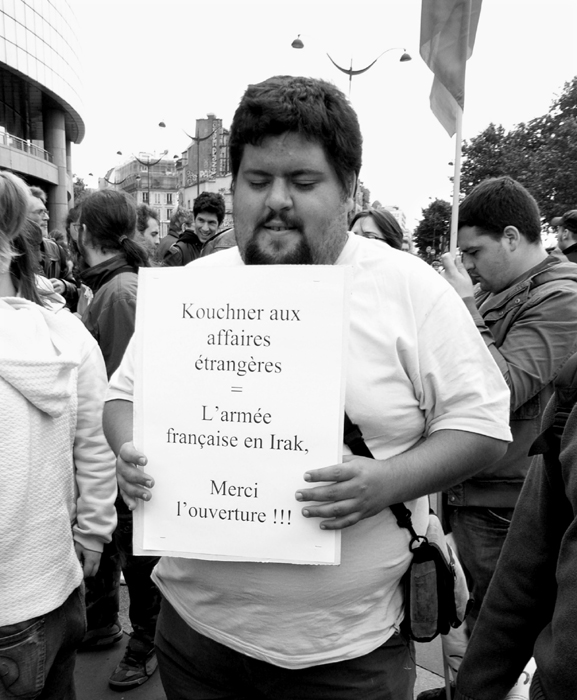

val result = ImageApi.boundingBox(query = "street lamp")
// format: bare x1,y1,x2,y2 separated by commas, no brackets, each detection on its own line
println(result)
327,48,411,96
291,34,304,49
160,121,217,198
119,149,169,204
102,154,131,189
102,172,131,188
291,37,411,96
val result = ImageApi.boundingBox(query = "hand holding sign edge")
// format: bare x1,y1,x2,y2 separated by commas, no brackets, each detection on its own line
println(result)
117,441,154,510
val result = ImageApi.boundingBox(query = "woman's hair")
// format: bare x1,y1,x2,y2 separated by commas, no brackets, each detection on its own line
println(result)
10,220,45,305
0,170,46,304
79,189,150,268
64,204,88,274
0,170,32,274
350,208,404,250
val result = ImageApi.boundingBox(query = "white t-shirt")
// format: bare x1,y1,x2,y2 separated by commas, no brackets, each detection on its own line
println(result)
109,234,511,668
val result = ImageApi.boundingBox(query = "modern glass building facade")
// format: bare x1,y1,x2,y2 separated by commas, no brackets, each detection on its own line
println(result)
0,0,84,229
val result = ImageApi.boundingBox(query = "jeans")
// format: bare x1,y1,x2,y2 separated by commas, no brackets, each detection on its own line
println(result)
155,597,416,700
0,586,85,700
84,497,160,648
114,498,160,647
448,506,514,634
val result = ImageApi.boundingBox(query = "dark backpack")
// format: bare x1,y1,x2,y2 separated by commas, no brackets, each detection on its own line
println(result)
41,238,64,279
166,241,197,266
530,351,577,460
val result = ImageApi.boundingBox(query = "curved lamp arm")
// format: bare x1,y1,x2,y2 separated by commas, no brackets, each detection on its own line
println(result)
102,174,131,186
183,128,218,144
133,149,169,168
326,47,411,96
327,53,379,77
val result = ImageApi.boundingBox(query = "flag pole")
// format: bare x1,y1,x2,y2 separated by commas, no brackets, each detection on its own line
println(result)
449,106,463,254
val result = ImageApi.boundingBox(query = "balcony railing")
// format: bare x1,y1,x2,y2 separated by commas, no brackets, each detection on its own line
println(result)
0,132,53,163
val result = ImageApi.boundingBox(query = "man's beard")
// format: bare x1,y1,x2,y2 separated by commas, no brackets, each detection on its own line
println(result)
241,211,314,265
244,235,314,265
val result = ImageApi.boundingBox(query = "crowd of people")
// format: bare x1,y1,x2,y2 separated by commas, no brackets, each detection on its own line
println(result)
1,73,577,700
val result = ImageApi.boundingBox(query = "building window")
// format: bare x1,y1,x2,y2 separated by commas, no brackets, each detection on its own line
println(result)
142,192,149,203
167,208,173,220
166,193,173,204
154,193,161,204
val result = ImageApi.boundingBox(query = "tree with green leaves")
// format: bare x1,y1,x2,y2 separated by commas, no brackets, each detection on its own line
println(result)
73,176,88,205
413,199,451,262
458,76,577,222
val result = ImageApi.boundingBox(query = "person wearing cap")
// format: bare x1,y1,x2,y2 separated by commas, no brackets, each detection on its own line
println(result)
553,210,577,263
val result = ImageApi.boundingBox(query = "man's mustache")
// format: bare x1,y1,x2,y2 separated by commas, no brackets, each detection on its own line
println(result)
255,211,305,231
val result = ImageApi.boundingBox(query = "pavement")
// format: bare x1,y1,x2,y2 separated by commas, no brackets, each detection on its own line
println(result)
75,586,449,699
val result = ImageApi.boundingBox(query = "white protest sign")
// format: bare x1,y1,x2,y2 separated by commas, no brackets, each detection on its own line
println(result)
133,264,351,564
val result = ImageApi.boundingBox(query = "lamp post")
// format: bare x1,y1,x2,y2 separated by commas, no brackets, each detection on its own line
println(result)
184,127,217,198
160,121,217,199
291,37,411,96
130,150,169,204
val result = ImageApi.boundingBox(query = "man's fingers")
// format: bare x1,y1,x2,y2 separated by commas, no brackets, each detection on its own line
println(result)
300,498,357,519
119,491,138,511
296,483,343,503
116,452,154,508
302,464,354,484
117,470,152,506
118,442,148,468
117,458,154,488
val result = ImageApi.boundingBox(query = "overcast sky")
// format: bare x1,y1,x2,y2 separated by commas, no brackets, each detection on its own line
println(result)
72,0,577,228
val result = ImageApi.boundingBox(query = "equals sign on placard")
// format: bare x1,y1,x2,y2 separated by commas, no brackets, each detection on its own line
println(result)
231,386,243,393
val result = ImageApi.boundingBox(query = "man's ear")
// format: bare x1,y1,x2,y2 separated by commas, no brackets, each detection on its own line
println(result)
345,175,357,213
503,225,522,251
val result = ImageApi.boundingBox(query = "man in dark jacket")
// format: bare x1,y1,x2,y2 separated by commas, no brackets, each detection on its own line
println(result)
552,209,577,263
155,206,193,262
28,186,78,308
162,191,225,266
454,351,577,700
418,178,577,700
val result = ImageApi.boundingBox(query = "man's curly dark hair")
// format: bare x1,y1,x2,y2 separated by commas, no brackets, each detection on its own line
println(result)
193,191,225,226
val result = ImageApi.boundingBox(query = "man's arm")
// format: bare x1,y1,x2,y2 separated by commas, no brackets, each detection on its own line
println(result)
455,450,566,699
441,253,577,410
103,398,154,510
296,429,508,530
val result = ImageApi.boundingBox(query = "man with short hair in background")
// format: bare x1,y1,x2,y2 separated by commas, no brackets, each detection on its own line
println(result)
29,185,50,233
423,178,577,700
104,76,512,700
162,191,225,266
552,209,577,263
135,204,160,258
28,185,77,308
